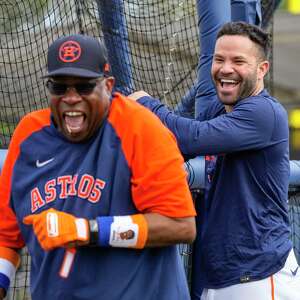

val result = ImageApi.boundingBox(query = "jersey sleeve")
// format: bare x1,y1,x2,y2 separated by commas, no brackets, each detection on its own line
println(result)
108,94,196,218
138,94,279,157
0,111,51,293
0,109,51,249
0,133,25,249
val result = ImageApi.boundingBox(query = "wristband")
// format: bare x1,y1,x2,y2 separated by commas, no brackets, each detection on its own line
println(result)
0,247,20,293
96,214,148,249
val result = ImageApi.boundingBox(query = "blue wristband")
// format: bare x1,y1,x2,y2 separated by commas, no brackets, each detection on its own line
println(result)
97,216,113,247
0,273,10,293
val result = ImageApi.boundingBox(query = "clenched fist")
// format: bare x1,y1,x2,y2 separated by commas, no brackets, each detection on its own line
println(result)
23,208,89,251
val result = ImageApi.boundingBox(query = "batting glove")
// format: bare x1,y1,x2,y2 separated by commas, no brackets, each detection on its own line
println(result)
23,208,89,251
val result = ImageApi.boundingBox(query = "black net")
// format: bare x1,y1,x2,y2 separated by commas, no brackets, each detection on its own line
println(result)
0,0,102,146
261,0,274,93
289,187,300,264
0,0,276,149
6,249,30,300
0,0,199,148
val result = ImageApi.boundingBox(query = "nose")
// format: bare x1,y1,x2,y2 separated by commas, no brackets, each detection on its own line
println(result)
61,87,82,104
219,61,234,74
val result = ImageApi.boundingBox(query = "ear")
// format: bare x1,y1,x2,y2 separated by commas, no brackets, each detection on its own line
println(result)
257,60,269,80
104,77,115,93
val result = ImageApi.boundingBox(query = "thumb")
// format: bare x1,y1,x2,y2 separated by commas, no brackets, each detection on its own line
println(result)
23,214,36,225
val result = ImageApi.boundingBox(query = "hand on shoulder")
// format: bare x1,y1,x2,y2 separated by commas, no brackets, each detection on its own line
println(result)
128,91,151,101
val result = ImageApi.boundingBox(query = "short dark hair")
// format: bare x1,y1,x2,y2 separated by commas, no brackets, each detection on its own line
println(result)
217,21,271,60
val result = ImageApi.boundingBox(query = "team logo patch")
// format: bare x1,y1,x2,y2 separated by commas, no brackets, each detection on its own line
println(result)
59,40,82,63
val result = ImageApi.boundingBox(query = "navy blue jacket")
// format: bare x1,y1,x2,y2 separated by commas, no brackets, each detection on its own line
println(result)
139,89,292,288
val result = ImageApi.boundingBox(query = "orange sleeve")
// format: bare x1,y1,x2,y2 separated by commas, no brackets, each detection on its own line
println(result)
108,94,196,218
0,109,51,248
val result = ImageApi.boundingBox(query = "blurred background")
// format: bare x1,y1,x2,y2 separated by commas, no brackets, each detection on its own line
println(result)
273,0,300,160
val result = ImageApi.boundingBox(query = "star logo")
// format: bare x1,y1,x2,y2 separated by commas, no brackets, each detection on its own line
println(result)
59,40,81,63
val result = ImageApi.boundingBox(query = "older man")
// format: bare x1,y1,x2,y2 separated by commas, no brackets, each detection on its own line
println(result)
0,34,196,300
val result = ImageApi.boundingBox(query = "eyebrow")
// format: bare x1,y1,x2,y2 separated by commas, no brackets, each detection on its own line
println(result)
232,55,247,60
213,54,247,60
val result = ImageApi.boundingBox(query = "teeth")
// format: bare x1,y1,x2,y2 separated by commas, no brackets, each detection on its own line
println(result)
65,111,83,117
220,79,237,84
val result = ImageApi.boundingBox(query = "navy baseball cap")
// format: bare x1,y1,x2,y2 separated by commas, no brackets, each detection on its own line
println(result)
43,34,111,78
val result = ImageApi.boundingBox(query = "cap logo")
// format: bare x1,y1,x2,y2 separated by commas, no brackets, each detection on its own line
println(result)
59,40,82,63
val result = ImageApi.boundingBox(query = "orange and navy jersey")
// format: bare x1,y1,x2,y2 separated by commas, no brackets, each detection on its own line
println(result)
0,92,195,300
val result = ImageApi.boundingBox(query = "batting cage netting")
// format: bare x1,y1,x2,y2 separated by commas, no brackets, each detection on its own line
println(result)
0,0,298,299
0,0,200,147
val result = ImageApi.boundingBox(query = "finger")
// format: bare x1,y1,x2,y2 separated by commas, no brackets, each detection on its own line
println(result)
128,91,150,101
23,215,36,225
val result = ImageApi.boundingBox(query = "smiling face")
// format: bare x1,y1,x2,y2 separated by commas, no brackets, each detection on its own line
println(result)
49,76,114,142
211,35,269,111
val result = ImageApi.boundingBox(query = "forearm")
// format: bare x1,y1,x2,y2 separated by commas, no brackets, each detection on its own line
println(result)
144,213,196,247
88,213,196,249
